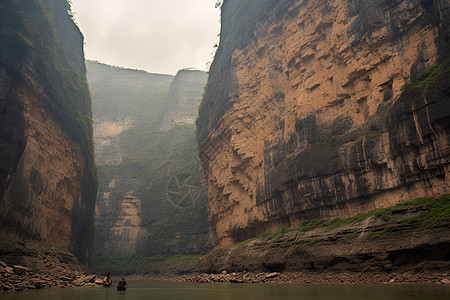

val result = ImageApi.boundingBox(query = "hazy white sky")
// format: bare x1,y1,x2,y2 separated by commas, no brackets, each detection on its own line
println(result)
71,0,220,75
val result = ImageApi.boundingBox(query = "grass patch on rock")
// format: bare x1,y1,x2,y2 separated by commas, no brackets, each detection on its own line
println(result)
400,59,450,97
0,237,17,251
401,194,450,229
221,194,449,249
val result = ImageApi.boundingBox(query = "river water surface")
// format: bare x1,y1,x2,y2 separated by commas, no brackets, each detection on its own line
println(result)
1,280,449,300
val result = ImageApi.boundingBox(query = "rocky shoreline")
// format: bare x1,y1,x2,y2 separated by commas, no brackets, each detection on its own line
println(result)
176,198,450,286
176,270,450,285
2,196,450,292
0,239,103,292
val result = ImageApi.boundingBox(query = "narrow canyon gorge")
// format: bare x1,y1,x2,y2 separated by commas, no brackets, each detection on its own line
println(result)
0,0,449,290
88,61,210,272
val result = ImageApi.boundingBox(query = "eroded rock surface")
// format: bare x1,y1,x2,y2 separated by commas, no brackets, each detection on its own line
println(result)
190,200,450,283
0,0,97,262
94,119,132,165
197,0,450,246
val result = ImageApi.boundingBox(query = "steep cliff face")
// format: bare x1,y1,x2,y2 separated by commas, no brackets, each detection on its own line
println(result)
160,70,208,131
197,0,450,246
0,0,97,262
89,62,210,260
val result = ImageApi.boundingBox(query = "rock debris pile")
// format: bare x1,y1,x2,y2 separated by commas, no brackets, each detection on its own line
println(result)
0,239,100,292
180,271,450,285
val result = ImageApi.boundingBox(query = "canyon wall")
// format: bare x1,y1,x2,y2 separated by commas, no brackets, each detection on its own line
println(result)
0,0,97,262
197,0,450,246
160,69,208,131
88,62,210,260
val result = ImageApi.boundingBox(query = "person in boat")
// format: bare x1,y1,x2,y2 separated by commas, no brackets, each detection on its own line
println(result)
117,277,127,289
103,271,112,286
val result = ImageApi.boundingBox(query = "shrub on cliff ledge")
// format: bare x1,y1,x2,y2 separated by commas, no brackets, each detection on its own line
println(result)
400,59,450,97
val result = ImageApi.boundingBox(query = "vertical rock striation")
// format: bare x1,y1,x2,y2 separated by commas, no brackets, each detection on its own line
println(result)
0,0,97,262
89,62,210,259
197,0,450,246
88,61,173,257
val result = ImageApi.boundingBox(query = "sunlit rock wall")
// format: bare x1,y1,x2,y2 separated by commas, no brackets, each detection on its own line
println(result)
197,0,450,245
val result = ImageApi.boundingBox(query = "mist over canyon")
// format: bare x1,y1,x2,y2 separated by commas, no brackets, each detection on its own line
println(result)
87,61,210,273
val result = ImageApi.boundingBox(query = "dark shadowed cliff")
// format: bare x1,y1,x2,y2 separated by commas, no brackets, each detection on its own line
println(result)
0,0,97,262
197,0,450,247
87,61,209,273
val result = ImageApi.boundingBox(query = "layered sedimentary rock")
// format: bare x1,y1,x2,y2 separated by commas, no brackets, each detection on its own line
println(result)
197,0,450,246
89,62,210,258
194,196,450,276
0,0,97,262
101,191,144,254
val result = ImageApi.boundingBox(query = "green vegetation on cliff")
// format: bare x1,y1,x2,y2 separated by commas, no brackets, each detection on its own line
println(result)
0,237,17,251
88,61,172,122
400,59,450,97
220,195,450,249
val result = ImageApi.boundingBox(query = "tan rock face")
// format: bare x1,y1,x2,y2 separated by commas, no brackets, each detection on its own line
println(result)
0,82,84,247
94,119,132,165
93,117,145,256
234,0,439,133
198,0,450,246
98,191,147,255
0,0,97,262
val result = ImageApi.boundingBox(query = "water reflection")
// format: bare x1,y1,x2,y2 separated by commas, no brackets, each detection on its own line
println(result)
1,280,449,300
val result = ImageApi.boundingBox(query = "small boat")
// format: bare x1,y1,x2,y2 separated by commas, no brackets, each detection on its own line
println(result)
117,278,127,291
103,282,112,287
